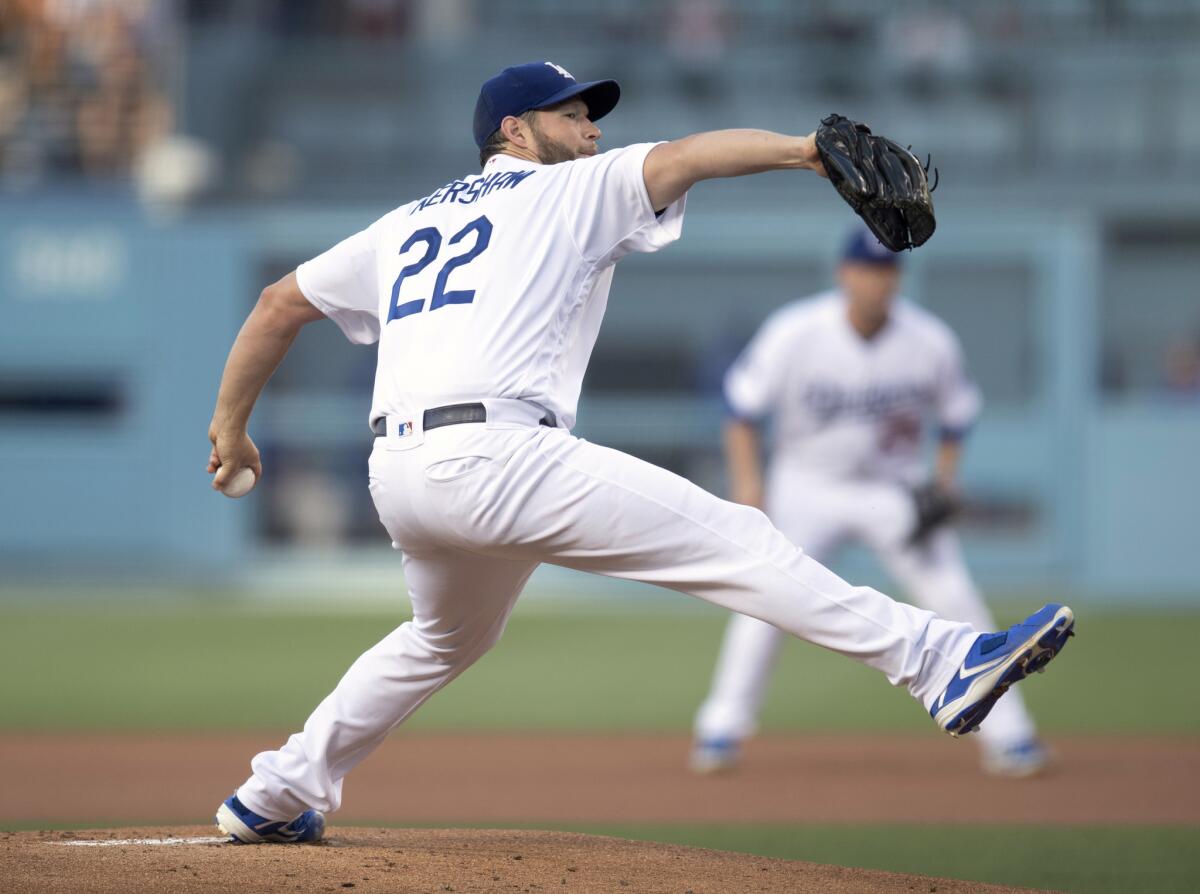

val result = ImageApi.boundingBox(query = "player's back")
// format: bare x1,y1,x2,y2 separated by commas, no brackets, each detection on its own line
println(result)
297,143,684,432
372,156,577,425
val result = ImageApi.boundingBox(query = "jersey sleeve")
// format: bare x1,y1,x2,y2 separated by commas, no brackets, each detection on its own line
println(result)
559,143,687,266
722,312,792,422
934,328,982,439
295,223,381,345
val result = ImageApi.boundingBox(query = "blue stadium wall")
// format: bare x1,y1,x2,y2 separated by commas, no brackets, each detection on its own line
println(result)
1,198,1197,601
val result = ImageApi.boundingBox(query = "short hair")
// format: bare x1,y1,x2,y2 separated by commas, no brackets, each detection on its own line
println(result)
479,110,537,167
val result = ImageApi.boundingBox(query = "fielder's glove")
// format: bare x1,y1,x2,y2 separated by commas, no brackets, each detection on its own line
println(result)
814,114,938,252
908,481,961,546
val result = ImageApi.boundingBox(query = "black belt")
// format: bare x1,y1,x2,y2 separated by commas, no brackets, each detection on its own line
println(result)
373,402,557,436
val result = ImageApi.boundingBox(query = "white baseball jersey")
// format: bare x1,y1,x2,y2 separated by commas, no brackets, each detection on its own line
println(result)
295,144,686,431
724,291,981,483
235,148,983,822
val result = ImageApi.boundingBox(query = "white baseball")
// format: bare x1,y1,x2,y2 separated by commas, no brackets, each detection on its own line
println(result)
219,467,257,499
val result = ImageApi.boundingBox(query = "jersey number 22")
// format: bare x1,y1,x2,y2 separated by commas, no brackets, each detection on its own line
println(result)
387,215,493,323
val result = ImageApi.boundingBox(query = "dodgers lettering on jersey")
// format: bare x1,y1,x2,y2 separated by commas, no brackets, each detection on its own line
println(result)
803,380,935,424
725,291,980,482
294,144,687,431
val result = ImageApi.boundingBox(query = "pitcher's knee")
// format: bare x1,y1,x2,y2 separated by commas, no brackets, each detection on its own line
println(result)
408,620,507,668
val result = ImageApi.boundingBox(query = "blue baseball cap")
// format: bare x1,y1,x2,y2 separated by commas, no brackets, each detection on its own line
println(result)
473,61,620,150
841,227,902,266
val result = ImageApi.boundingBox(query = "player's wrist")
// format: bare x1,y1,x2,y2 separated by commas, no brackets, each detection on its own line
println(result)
210,416,249,441
797,133,825,175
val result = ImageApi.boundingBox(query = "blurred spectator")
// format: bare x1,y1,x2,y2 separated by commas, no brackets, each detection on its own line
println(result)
344,0,411,41
412,0,472,48
664,0,731,103
1161,336,1200,399
880,1,976,97
0,0,181,189
244,0,422,40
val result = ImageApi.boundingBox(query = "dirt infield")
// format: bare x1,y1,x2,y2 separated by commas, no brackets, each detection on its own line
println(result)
2,731,1196,826
2,827,1043,893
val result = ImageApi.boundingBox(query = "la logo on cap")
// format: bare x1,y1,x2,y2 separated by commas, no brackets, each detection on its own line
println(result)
545,61,574,80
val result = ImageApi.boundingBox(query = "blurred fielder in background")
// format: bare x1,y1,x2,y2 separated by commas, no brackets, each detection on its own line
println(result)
692,229,1046,778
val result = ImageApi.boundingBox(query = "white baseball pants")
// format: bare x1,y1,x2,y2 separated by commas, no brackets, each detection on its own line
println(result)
237,404,976,819
693,471,1037,751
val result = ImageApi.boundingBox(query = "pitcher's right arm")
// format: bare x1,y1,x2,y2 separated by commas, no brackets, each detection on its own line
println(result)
207,272,324,491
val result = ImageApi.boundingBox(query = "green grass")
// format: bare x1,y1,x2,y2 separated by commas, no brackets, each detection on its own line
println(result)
3,598,1194,893
0,600,1196,733
563,823,1200,894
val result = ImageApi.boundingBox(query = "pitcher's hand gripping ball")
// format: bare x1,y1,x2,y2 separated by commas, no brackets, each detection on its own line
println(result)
815,114,937,252
218,467,257,499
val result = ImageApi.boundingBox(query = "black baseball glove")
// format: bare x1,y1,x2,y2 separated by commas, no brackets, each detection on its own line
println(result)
814,114,937,252
908,481,961,546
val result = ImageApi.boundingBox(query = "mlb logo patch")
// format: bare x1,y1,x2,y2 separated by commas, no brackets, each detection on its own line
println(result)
397,420,414,437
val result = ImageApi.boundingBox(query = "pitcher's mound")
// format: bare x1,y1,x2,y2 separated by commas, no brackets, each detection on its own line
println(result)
3,827,1040,893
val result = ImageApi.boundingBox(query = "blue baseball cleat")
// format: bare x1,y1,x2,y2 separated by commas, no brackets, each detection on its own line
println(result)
689,736,741,774
982,737,1050,778
215,794,325,844
932,604,1075,738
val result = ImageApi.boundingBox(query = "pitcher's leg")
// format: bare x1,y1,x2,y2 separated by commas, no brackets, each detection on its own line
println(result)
880,530,1038,749
694,614,785,742
237,550,537,819
693,502,842,746
508,436,975,710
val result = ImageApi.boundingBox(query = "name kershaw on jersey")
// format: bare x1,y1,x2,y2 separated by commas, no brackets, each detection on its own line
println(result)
410,169,537,214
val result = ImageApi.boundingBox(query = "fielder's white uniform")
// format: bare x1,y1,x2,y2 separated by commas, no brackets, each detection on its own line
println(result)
693,291,1038,754
235,146,981,820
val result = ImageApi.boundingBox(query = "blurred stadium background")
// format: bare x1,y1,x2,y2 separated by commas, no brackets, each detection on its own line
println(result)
1,2,1198,892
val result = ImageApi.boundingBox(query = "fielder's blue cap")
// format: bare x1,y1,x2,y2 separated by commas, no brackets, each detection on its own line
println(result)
473,61,620,150
842,227,902,266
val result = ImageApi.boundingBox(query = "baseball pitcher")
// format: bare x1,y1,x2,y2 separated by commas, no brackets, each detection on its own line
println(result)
205,62,1073,843
691,229,1046,778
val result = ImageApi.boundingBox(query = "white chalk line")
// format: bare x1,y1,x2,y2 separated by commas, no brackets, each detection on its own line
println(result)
52,836,228,847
